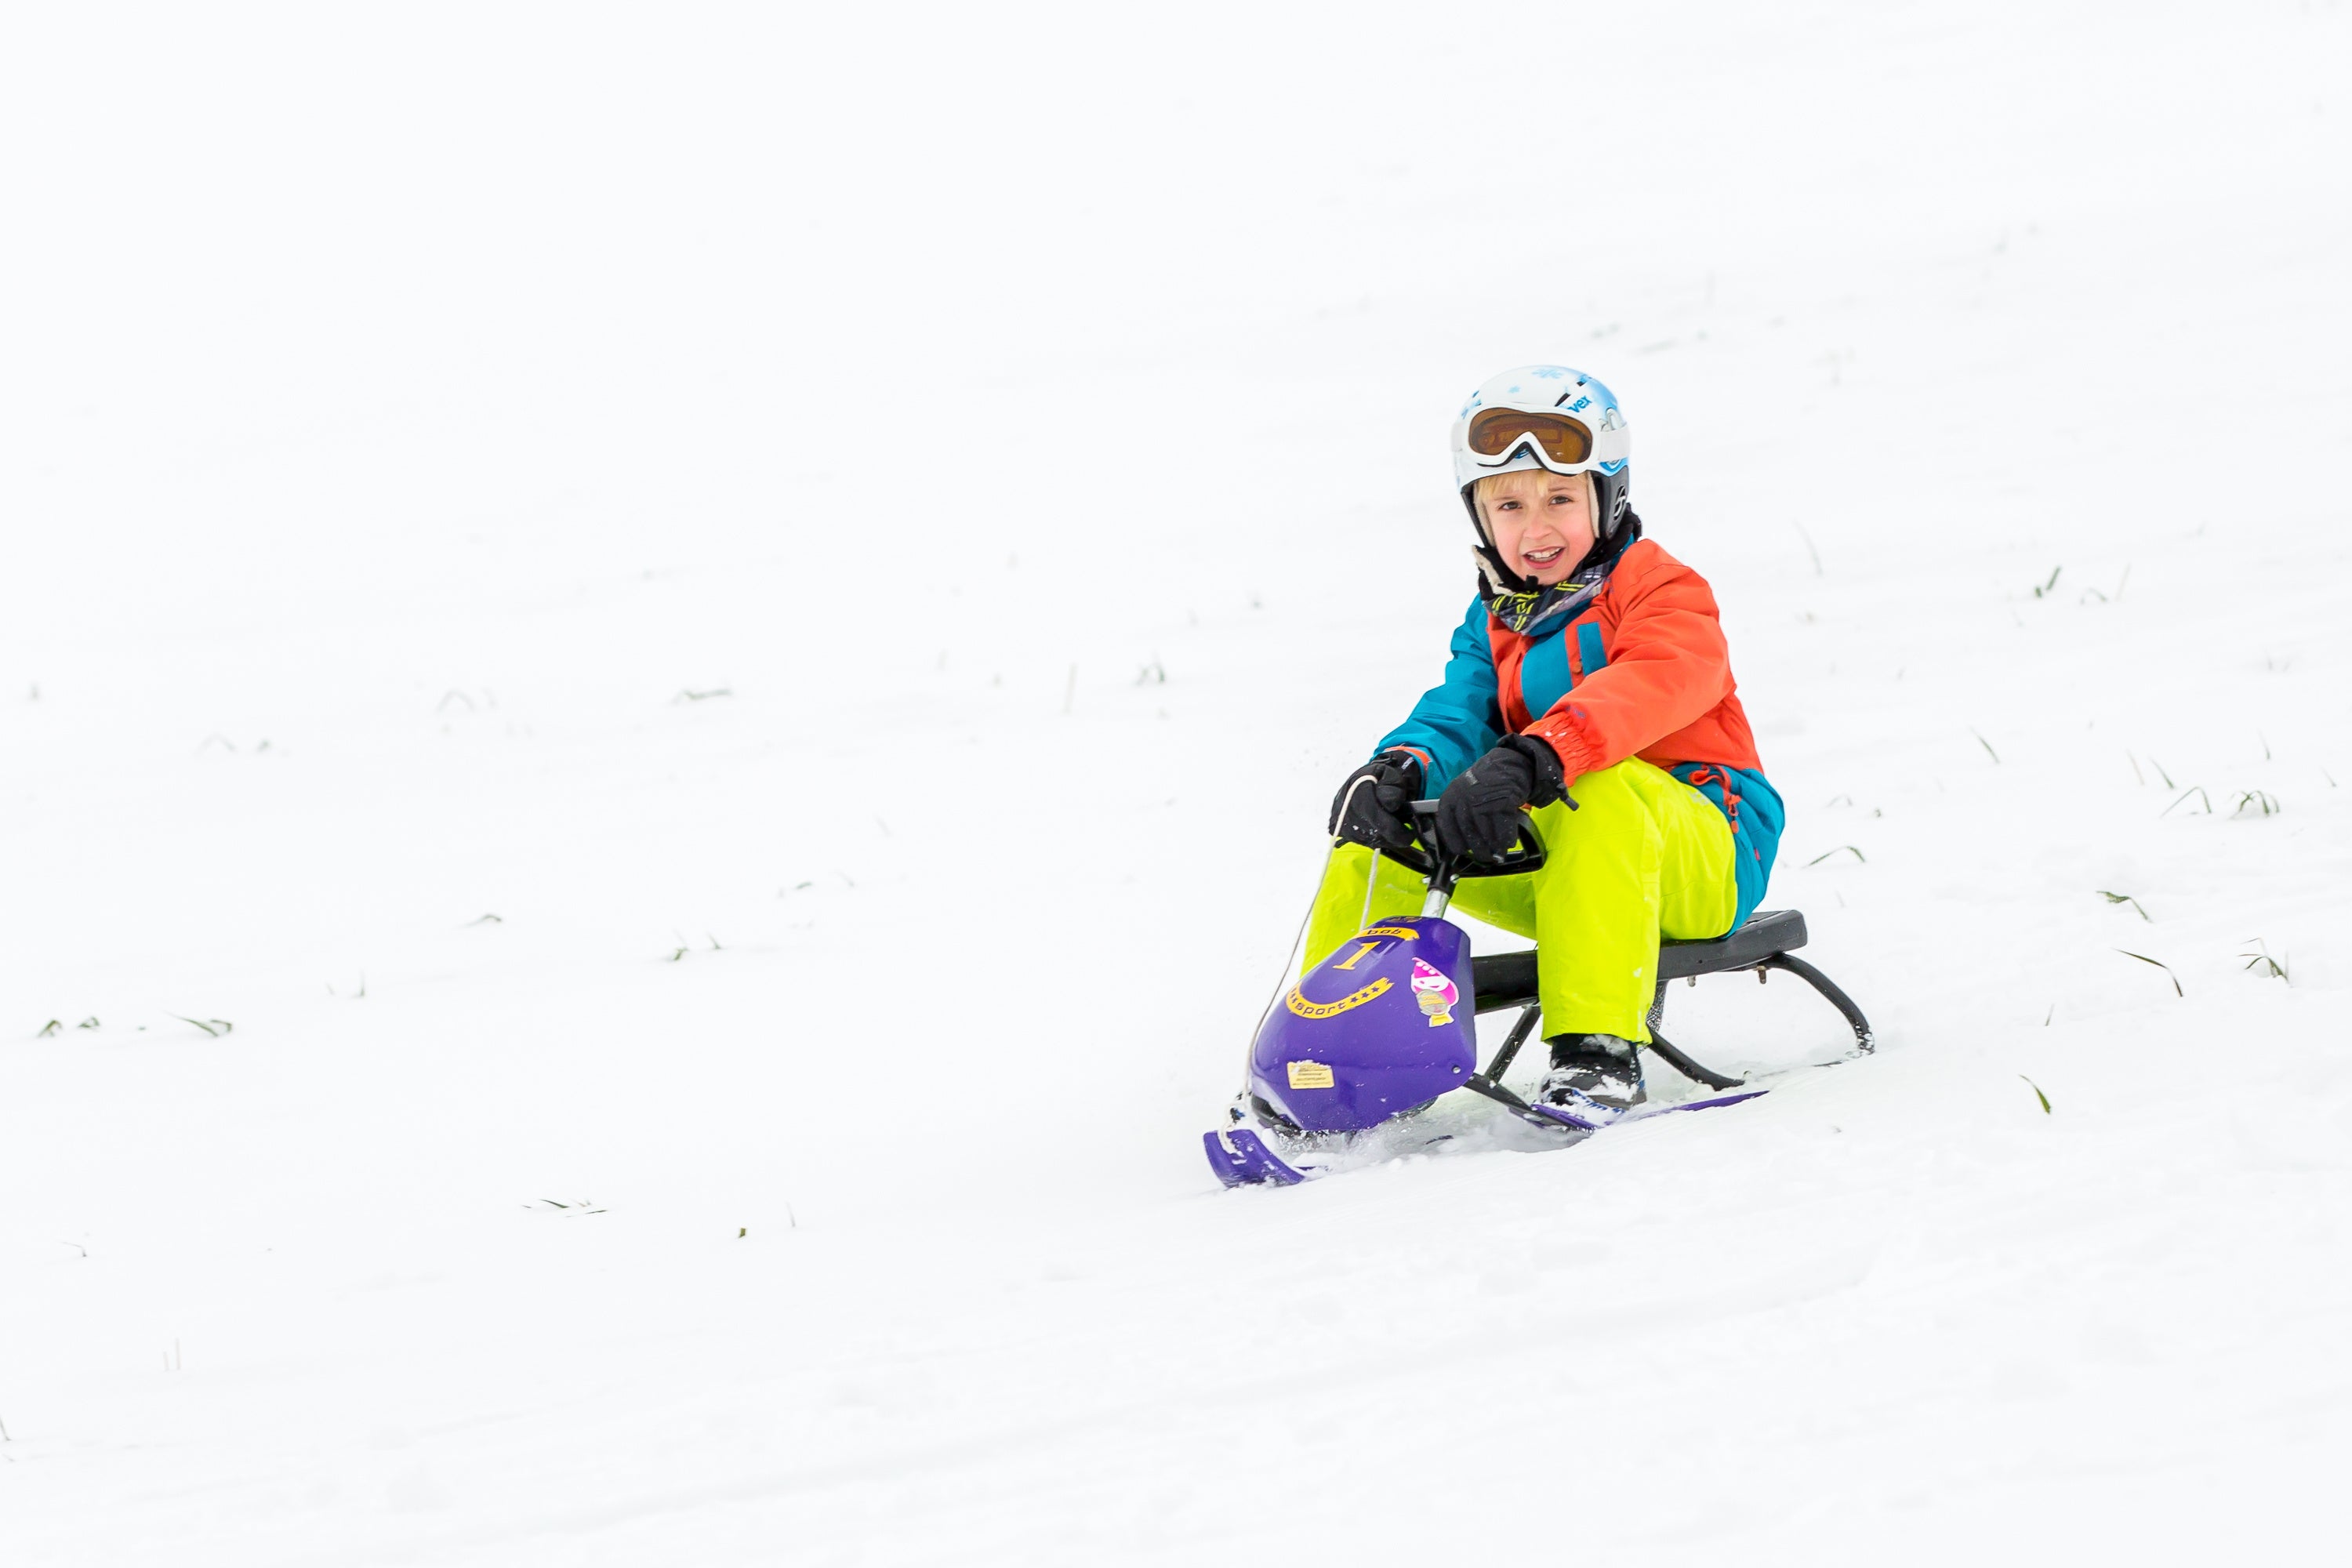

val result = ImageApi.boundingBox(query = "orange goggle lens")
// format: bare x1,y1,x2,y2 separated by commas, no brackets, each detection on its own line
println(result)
1466,408,1593,466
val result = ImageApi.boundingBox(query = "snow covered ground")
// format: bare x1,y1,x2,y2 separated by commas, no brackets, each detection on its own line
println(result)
5,2,2350,1562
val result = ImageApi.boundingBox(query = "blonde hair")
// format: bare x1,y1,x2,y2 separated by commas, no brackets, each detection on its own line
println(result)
1472,467,1592,513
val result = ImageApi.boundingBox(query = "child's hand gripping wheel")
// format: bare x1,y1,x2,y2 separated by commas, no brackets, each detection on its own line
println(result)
1398,800,1547,914
1429,737,1576,869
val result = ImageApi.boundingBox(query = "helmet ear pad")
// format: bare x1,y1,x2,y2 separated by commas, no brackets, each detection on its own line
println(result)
1592,465,1631,539
1460,481,1530,597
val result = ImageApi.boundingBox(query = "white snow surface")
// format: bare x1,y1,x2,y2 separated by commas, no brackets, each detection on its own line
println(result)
5,3,2351,1563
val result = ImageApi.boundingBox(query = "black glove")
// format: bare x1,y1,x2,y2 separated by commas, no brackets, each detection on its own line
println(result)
1328,750,1425,852
1433,735,1570,863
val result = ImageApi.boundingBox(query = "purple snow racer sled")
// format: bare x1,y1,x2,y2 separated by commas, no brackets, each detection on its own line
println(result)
1205,803,1874,1188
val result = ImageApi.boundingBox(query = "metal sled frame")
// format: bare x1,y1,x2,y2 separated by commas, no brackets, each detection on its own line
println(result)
1460,910,1875,1115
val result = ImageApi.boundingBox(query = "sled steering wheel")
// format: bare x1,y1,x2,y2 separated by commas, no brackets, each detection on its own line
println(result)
1378,800,1548,887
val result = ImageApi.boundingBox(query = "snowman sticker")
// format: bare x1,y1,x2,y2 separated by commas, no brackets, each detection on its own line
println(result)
1409,959,1459,1028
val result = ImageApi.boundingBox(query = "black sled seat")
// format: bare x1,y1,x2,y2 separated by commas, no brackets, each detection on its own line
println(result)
1468,909,1873,1090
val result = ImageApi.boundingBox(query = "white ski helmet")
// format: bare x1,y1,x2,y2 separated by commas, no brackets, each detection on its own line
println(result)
1450,365,1632,554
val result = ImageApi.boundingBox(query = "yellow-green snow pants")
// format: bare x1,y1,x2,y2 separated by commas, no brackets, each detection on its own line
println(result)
1305,758,1740,1044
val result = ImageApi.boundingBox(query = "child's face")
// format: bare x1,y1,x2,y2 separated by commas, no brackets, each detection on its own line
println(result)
1478,469,1596,586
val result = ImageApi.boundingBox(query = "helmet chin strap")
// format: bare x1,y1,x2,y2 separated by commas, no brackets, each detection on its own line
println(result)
1472,544,1526,600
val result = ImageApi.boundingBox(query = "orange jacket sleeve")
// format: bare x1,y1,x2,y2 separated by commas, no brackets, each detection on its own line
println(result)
1524,550,1733,782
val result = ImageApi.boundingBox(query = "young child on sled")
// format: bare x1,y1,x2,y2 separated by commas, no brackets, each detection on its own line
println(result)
1317,365,1783,1125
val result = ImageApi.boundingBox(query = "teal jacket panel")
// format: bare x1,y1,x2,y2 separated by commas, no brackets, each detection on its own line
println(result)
1374,596,1499,795
1668,763,1785,927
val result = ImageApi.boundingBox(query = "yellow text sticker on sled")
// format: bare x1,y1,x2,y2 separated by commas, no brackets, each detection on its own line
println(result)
1284,977,1390,1019
1287,1060,1335,1090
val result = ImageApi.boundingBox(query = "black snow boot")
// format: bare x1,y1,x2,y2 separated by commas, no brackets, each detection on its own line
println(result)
1538,1034,1646,1121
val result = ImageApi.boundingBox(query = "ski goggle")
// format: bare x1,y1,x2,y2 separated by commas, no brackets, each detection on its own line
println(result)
1465,408,1594,467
